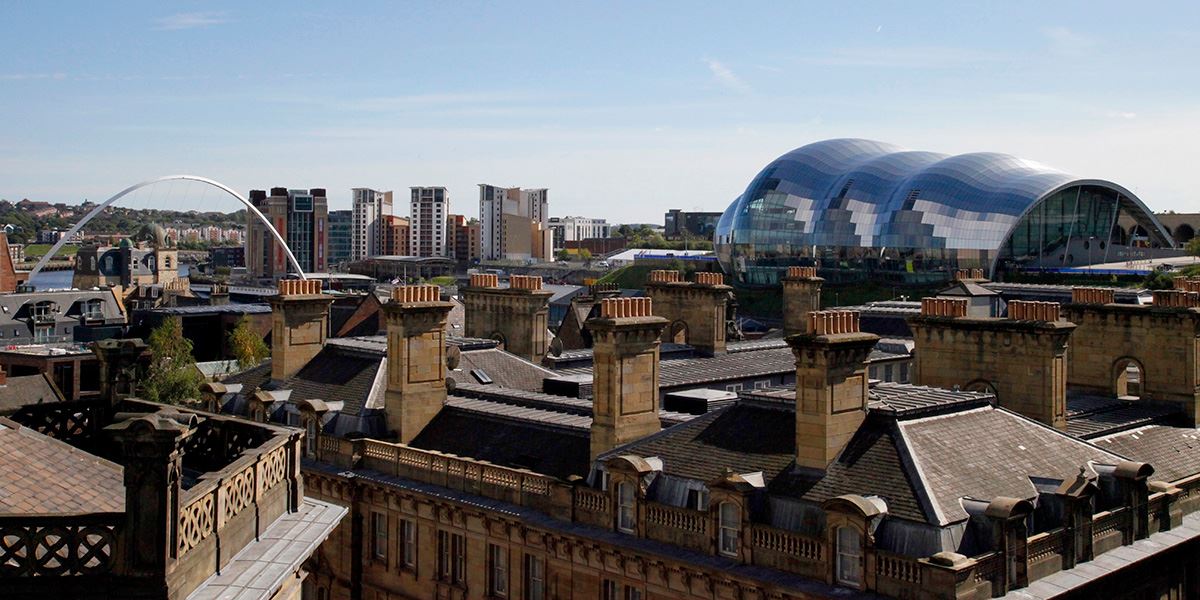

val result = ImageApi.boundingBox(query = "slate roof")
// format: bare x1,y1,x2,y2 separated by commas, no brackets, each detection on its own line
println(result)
284,345,386,416
659,347,797,389
0,373,65,414
0,417,124,514
605,384,1129,527
222,360,272,391
1065,394,1183,439
452,347,559,392
1092,425,1200,482
410,399,591,479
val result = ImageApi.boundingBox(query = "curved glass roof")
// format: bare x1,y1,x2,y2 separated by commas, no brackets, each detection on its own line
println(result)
723,138,1168,254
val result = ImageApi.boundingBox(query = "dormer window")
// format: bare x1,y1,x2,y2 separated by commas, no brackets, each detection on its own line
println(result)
616,482,635,533
835,526,863,587
718,502,740,557
304,417,319,458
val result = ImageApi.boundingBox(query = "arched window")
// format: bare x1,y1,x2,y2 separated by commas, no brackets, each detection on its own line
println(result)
616,482,635,533
835,526,863,587
718,502,740,557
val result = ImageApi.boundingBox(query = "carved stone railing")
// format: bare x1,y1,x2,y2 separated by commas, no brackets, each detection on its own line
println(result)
176,437,294,560
574,487,610,514
1026,527,1066,582
1092,507,1129,554
645,503,708,534
751,525,823,561
643,502,710,552
9,401,106,449
875,550,923,585
0,513,121,577
358,439,556,501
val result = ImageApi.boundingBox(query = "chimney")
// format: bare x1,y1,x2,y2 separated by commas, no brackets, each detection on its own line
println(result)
267,279,332,381
644,270,732,355
910,298,1075,429
781,266,823,336
786,310,879,472
209,282,230,306
1063,286,1200,424
461,274,554,362
954,267,989,282
586,298,668,460
383,285,454,443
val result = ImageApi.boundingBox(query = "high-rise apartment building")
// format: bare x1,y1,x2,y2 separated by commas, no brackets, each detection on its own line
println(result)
351,188,393,260
446,214,481,263
409,187,448,257
381,215,410,256
245,187,328,278
327,209,352,267
548,216,610,250
479,184,552,262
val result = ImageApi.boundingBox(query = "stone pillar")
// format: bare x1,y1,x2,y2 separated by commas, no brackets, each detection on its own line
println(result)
586,297,668,461
910,298,1076,430
267,279,333,381
644,270,732,355
209,282,230,306
781,266,823,336
985,497,1034,594
1055,468,1098,569
1114,460,1153,541
383,285,454,444
105,414,192,579
787,311,878,472
94,338,148,408
461,274,554,363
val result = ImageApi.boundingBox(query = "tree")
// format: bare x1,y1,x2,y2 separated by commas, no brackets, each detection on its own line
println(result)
555,249,572,261
578,248,593,262
228,316,269,369
142,318,205,405
1187,237,1200,259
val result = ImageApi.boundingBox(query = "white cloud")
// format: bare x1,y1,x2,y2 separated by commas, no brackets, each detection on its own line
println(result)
1105,111,1138,120
1043,26,1095,57
705,59,751,94
154,12,229,31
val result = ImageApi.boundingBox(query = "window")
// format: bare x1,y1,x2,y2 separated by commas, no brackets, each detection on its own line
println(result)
371,512,388,562
438,531,466,585
399,519,416,569
836,526,863,587
304,417,318,458
625,588,642,600
617,482,635,533
523,554,544,600
602,580,620,600
719,502,740,557
686,488,708,511
488,543,508,597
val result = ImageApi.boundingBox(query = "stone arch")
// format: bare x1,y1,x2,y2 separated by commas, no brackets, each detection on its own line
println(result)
964,379,999,403
29,175,307,279
667,319,689,345
1113,356,1145,399
1175,224,1196,245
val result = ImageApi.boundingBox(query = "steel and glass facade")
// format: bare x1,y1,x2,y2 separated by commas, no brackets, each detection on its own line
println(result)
714,139,1173,285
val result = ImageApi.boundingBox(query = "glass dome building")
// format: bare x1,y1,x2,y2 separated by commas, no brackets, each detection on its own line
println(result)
714,138,1174,285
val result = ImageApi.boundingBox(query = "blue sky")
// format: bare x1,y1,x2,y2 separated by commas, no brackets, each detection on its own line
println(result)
2,1,1198,222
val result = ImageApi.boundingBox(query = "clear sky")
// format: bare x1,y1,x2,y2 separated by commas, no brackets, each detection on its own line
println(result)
2,1,1198,222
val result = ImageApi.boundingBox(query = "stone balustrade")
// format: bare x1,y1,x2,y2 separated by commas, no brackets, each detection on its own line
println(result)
0,513,122,577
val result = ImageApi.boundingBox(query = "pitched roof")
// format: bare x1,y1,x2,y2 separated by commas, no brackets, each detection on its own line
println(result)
284,345,385,416
1092,425,1200,482
0,373,65,415
0,417,124,514
605,384,1129,527
452,347,559,392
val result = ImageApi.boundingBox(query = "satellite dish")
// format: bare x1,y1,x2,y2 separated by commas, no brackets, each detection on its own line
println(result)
549,336,564,357
446,345,462,370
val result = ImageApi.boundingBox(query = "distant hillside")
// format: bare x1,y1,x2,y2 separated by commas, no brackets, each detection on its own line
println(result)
0,199,245,244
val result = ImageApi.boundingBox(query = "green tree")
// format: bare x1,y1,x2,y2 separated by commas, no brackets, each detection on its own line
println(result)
227,316,269,369
578,248,593,262
555,249,572,261
1187,236,1200,259
142,318,205,405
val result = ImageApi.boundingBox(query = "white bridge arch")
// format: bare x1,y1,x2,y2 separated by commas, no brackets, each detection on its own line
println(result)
29,175,307,280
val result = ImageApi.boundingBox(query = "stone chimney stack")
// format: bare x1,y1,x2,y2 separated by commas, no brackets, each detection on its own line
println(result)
787,310,879,472
383,285,454,443
586,297,669,461
910,298,1076,430
267,279,332,381
462,273,554,363
209,282,230,306
1064,286,1200,424
781,266,823,336
644,270,732,355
